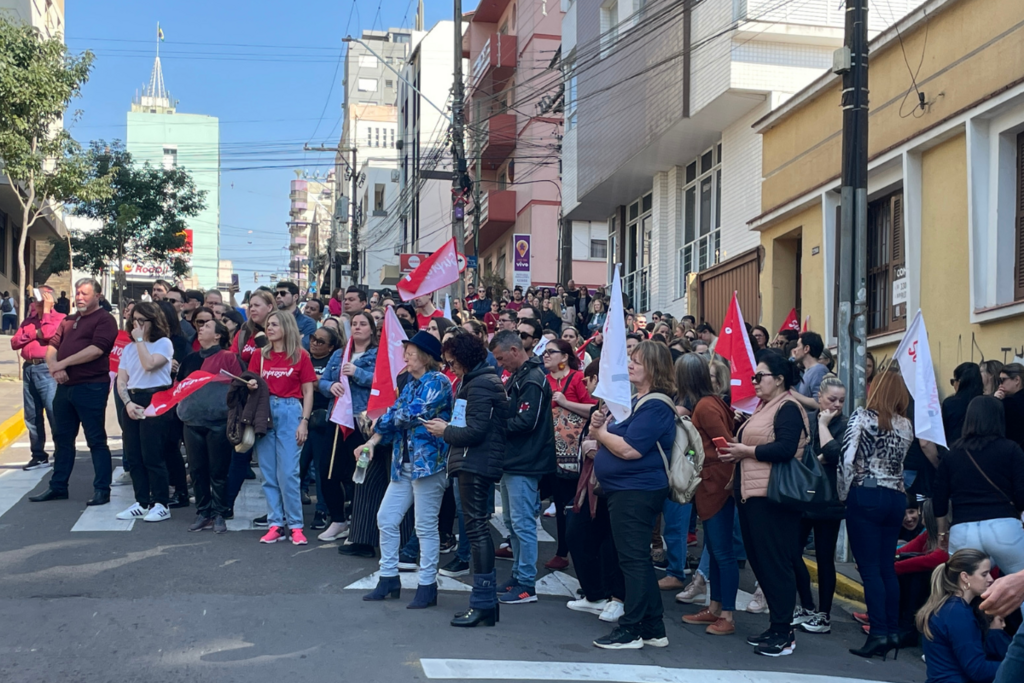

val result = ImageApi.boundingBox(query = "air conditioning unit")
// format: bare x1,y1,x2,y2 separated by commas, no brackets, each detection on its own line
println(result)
391,169,401,183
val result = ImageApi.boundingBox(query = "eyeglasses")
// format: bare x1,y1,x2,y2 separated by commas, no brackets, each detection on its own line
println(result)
133,317,149,324
310,337,329,345
949,378,957,387
519,332,534,340
275,291,289,298
999,375,1016,384
542,349,560,356
752,372,776,384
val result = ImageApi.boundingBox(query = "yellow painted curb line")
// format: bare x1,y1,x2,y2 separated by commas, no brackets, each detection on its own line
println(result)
0,409,26,453
804,556,866,608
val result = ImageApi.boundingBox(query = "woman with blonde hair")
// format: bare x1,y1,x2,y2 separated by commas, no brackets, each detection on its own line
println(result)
917,549,1009,679
231,289,274,365
247,310,317,545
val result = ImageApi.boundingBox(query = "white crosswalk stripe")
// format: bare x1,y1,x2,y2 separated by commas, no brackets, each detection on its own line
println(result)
72,467,136,532
345,569,581,597
0,465,50,520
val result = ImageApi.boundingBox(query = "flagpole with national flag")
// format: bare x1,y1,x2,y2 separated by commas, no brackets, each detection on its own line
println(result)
157,22,164,58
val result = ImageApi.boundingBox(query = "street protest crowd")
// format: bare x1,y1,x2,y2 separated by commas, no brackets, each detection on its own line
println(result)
9,254,1024,680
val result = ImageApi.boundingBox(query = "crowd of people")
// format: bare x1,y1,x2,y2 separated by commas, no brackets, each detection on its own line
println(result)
11,275,1024,677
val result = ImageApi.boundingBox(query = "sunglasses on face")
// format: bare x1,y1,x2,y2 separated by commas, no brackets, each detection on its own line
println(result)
311,337,329,345
519,332,534,340
752,372,776,384
275,291,289,298
1000,375,1017,384
542,349,560,356
133,317,149,324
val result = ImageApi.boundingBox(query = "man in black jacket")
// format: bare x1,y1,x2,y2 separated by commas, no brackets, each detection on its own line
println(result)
489,330,556,605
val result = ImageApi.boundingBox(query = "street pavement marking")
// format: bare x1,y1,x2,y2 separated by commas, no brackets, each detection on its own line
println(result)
344,569,581,596
226,472,268,531
71,467,136,531
419,659,899,683
12,438,123,449
490,511,556,544
0,465,49,520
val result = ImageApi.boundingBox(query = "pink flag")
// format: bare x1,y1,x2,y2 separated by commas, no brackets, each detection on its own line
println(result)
779,308,800,333
329,338,355,437
143,371,225,417
716,292,759,414
396,237,460,301
366,306,409,419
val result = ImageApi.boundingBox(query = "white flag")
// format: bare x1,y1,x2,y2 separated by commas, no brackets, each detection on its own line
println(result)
893,310,947,448
593,264,632,422
443,293,452,320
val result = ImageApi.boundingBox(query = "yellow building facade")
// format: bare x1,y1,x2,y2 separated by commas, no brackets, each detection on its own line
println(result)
751,0,1024,389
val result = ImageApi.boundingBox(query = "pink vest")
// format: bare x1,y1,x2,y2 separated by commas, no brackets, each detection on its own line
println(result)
739,391,810,500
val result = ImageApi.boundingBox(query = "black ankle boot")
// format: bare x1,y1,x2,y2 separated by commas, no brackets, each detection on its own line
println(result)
450,604,498,627
363,575,401,601
407,582,438,609
849,634,895,660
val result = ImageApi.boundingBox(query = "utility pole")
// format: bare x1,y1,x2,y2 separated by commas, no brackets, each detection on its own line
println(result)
836,0,869,411
473,148,481,289
450,0,468,300
350,147,360,286
304,143,356,290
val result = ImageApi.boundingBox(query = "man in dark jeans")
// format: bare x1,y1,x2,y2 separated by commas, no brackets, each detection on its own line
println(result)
30,278,118,506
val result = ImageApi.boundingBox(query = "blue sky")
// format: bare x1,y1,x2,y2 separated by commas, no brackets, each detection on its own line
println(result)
65,0,450,291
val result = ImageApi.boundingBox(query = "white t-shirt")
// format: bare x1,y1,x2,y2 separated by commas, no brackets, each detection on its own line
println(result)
120,338,174,390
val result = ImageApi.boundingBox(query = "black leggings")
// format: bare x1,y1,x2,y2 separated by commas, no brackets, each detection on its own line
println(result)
542,473,578,558
739,496,802,634
458,471,496,576
794,517,842,616
315,426,359,522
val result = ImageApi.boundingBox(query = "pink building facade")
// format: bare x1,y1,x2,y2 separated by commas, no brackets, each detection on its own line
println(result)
463,0,605,290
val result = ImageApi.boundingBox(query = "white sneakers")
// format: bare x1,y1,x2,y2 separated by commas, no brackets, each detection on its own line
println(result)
144,503,171,523
746,584,769,613
600,600,625,623
675,574,708,604
567,597,608,615
116,503,148,520
318,522,349,542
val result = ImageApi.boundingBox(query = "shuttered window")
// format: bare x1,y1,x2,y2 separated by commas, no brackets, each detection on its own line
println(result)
1015,132,1024,302
867,191,907,335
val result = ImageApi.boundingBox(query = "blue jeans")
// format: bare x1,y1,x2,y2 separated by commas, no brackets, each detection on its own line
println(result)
663,499,692,581
846,485,905,637
23,363,57,460
378,465,447,584
950,518,1024,576
996,627,1024,683
255,396,304,529
703,497,739,611
49,382,112,495
698,505,747,577
500,473,540,589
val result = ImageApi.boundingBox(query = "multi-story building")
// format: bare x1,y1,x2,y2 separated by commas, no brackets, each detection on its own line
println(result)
754,0,1024,386
0,0,70,296
463,0,603,291
126,49,220,292
287,172,335,293
563,0,920,325
396,21,459,263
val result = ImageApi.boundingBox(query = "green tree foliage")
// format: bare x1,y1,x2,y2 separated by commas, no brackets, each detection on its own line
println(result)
0,16,106,318
70,141,207,299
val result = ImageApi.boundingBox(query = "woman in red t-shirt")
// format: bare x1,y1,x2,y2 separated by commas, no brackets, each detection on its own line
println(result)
246,310,316,546
483,300,501,335
231,290,274,365
541,338,598,570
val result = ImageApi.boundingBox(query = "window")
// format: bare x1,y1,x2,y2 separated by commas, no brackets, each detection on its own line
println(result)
590,238,608,259
357,78,378,92
385,80,394,89
600,0,619,58
390,129,395,148
162,147,177,170
677,144,722,297
359,55,378,68
392,33,411,43
625,194,652,311
375,128,380,147
1016,132,1024,301
866,191,907,335
374,184,385,213
367,128,372,147
564,51,577,130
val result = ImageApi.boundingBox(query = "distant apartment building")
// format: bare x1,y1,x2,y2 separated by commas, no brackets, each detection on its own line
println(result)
287,172,335,293
463,0,603,291
562,0,921,325
0,0,69,296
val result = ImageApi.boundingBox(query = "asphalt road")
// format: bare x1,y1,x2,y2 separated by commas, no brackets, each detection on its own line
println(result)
0,405,927,683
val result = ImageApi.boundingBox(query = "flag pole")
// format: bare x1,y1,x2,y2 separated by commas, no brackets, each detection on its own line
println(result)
156,22,160,59
328,425,340,479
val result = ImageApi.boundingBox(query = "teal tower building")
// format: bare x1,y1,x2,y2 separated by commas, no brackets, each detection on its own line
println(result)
126,46,220,289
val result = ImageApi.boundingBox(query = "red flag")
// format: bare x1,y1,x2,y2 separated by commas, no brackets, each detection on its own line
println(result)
329,338,355,438
801,315,810,333
396,237,460,301
576,332,598,362
366,306,409,419
716,292,759,414
109,330,132,377
143,371,225,417
779,308,799,333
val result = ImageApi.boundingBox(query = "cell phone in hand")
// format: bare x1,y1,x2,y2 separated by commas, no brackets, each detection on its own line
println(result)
417,416,430,423
712,437,730,451
33,288,42,301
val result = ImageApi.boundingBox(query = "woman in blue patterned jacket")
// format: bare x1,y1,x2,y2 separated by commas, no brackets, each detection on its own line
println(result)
359,331,454,609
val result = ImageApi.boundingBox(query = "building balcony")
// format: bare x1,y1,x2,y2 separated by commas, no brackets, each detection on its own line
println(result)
471,0,513,24
292,235,308,246
288,220,309,235
473,189,516,252
479,113,516,170
471,34,516,95
290,179,308,194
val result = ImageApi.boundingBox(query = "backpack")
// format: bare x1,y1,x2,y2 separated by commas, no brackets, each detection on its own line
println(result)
634,393,705,504
1,297,11,313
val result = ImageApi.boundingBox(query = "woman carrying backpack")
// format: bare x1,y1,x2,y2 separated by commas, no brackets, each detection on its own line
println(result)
590,341,676,650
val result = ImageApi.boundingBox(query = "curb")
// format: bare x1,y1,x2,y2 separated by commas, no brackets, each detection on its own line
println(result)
803,556,866,606
0,409,26,453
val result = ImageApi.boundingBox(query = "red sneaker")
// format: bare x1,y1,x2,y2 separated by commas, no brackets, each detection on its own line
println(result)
687,533,698,546
495,545,514,560
544,556,569,570
260,526,287,544
291,528,308,546
853,611,869,625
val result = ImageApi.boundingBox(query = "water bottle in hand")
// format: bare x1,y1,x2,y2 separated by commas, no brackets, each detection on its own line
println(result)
353,447,370,484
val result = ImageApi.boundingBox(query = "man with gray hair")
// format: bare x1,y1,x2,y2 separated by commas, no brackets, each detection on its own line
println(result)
30,278,119,506
488,329,556,605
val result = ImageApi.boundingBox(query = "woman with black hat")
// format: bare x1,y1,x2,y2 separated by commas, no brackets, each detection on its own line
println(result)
358,331,454,609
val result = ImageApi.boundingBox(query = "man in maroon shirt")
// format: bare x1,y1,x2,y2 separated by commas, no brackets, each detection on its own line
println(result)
30,278,119,506
10,286,65,471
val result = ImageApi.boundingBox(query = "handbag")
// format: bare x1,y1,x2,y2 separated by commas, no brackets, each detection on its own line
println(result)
308,408,328,431
768,447,833,512
552,372,585,477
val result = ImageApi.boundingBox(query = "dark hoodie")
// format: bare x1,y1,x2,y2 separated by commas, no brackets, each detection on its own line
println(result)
444,361,509,480
502,355,556,478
